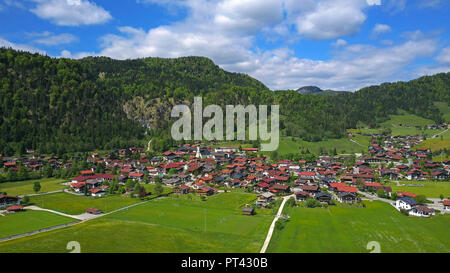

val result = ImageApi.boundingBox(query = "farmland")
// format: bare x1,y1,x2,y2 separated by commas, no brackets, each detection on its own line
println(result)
0,178,68,196
0,192,275,253
29,192,143,215
385,181,450,198
0,210,77,239
267,201,450,253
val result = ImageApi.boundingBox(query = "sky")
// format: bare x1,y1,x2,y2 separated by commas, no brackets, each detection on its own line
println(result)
0,0,449,91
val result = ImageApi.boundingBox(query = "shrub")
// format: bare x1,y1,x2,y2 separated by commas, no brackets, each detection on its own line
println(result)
306,198,321,208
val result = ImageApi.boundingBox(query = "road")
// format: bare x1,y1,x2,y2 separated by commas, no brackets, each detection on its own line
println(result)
260,195,293,253
349,138,364,147
24,205,96,221
358,191,394,205
431,128,448,139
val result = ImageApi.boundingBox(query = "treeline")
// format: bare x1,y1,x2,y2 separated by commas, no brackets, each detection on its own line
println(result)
0,48,449,156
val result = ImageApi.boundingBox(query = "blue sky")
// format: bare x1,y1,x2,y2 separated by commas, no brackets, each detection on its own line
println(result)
1,0,449,91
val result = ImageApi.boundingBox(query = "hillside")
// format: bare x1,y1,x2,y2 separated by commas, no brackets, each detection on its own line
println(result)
0,48,449,155
296,86,348,96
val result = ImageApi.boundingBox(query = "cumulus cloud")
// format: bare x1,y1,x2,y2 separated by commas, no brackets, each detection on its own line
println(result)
293,0,371,40
0,38,46,54
436,47,450,65
32,0,448,91
332,39,348,47
371,24,392,38
29,31,78,46
30,0,112,26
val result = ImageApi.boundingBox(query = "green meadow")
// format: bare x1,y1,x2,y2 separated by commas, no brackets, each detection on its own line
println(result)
29,192,143,215
0,178,68,196
267,201,450,253
0,210,77,239
434,102,450,123
0,192,275,253
385,181,450,198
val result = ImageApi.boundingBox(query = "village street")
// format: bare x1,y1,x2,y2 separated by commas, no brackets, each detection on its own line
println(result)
358,191,394,205
260,194,294,253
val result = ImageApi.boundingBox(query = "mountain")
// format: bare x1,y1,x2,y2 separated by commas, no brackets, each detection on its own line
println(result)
297,86,349,96
0,47,449,155
297,86,323,95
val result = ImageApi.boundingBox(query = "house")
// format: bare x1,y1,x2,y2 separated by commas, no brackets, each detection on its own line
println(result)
364,182,382,192
71,182,86,193
337,192,358,203
295,191,311,202
444,200,450,212
271,184,290,194
196,186,216,196
6,205,24,213
395,197,417,211
86,208,102,215
409,206,435,217
0,195,20,209
174,185,190,195
90,188,106,197
256,192,274,207
256,182,270,192
242,207,255,216
301,185,319,196
129,173,144,182
314,192,332,204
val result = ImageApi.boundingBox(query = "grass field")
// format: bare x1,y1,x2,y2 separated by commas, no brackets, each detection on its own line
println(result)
0,210,77,239
385,181,450,198
267,201,450,253
0,178,68,196
29,192,143,215
263,136,366,156
415,130,450,152
350,111,443,138
434,102,450,123
0,192,275,253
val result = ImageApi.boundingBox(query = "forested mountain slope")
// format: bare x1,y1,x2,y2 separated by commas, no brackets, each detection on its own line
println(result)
0,48,448,155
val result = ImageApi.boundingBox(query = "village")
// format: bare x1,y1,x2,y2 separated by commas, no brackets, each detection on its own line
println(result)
1,129,450,219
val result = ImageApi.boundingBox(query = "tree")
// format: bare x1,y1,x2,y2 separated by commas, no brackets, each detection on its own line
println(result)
17,167,28,181
414,195,428,205
306,198,320,208
33,182,41,194
43,164,53,178
154,182,163,196
287,197,296,207
440,194,445,200
137,186,146,199
22,196,30,205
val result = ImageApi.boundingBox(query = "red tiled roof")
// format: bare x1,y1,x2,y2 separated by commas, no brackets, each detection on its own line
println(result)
6,205,24,211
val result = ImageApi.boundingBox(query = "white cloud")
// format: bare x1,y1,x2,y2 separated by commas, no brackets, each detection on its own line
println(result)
214,0,284,35
245,38,437,90
366,0,381,5
436,47,450,65
0,38,46,54
332,39,348,47
30,32,78,46
371,23,391,38
373,24,391,34
30,0,112,26
28,0,448,91
293,0,371,40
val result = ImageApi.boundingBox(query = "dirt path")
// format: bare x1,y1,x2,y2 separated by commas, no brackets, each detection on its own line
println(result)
260,195,293,253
